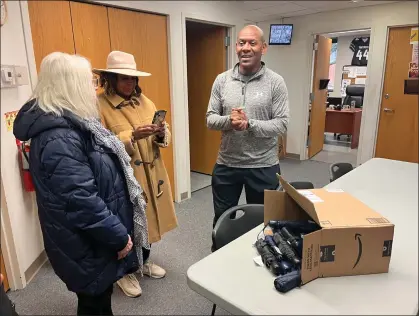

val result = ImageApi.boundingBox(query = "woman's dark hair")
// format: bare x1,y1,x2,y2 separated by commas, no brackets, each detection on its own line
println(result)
99,72,142,97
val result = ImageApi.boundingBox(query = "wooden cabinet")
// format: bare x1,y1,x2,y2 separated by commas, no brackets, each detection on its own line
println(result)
70,1,111,70
28,1,75,72
27,1,175,196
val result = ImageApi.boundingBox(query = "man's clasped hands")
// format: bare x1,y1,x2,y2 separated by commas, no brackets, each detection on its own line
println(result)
230,108,249,131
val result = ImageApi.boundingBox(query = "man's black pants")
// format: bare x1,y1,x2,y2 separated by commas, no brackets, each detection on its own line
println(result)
77,285,114,316
211,163,280,227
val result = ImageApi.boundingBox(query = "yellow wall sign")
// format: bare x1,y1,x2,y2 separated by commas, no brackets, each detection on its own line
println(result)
411,27,418,44
4,110,18,132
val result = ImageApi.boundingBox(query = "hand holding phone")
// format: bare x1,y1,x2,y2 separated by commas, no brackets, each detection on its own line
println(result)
133,125,158,140
152,110,167,127
152,110,167,138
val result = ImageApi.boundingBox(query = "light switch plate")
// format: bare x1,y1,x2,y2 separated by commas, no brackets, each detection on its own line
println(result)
14,66,29,86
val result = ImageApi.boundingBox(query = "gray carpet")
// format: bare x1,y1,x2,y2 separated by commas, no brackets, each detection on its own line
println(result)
190,172,212,193
323,132,351,148
7,158,331,315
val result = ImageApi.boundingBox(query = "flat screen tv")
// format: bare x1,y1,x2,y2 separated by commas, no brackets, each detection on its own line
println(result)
269,24,293,45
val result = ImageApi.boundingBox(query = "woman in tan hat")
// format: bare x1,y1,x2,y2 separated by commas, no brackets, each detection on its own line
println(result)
94,51,178,298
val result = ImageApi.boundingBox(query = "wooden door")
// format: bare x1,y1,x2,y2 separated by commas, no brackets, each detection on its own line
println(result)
28,1,75,71
107,8,175,197
375,26,419,163
186,21,226,175
0,250,9,292
70,1,111,95
308,35,332,158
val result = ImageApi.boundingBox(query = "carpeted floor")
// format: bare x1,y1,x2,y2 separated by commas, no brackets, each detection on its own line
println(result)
7,158,332,315
190,172,212,193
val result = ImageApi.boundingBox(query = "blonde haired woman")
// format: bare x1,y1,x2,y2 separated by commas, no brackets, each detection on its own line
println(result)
13,52,149,315
94,51,178,297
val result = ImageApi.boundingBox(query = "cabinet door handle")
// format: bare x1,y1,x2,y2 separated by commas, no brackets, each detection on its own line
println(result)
383,108,395,113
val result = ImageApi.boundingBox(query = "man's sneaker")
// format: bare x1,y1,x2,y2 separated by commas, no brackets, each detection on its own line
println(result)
142,262,166,279
116,273,142,297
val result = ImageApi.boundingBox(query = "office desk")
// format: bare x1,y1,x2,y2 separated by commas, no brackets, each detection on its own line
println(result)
325,108,362,149
187,158,419,315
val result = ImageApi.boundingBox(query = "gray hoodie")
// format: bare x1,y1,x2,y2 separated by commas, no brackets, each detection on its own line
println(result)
206,62,290,168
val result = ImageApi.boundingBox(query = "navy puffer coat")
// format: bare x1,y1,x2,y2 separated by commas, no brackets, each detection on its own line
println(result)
13,100,139,296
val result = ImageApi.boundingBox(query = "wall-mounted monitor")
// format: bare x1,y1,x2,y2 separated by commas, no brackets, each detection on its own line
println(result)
269,24,293,45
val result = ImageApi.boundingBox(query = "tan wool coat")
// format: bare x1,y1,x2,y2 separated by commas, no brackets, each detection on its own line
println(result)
98,92,178,244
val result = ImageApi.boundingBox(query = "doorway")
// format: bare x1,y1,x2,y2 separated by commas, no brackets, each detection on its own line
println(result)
185,20,230,193
306,29,371,167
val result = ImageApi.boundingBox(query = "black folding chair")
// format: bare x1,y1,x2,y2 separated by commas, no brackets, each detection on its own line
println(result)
211,204,264,315
276,181,315,191
330,162,353,182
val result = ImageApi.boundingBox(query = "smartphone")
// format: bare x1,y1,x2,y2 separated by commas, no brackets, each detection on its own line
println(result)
152,110,167,127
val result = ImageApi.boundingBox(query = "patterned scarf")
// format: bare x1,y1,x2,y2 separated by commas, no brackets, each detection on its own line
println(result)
83,117,150,274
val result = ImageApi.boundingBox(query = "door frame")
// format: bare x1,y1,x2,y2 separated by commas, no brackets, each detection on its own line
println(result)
181,12,234,199
1,178,25,290
301,28,371,164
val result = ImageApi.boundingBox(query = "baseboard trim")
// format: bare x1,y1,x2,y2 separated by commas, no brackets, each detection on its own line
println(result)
284,153,300,160
24,250,47,284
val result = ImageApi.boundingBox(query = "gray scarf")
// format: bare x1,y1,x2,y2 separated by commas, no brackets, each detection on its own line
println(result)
83,118,150,273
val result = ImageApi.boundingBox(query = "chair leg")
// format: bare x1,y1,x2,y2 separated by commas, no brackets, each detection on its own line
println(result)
211,304,216,316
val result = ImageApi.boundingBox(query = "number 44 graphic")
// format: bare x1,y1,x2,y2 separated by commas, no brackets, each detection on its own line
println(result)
356,49,369,60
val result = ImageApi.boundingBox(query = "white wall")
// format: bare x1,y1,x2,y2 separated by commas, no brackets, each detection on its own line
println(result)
1,0,250,287
1,0,43,288
259,1,419,164
330,35,369,98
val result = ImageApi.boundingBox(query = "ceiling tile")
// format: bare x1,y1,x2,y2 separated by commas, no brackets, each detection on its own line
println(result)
290,1,346,9
257,2,307,14
242,10,274,20
241,1,290,11
290,0,397,11
281,8,321,18
253,14,289,23
241,0,399,22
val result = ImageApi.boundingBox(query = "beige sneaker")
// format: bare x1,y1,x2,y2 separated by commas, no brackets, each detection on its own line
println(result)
116,273,142,297
142,262,166,279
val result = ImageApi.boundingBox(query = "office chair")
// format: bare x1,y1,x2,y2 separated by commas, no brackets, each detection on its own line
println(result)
343,84,365,108
336,84,365,140
211,204,264,315
330,162,353,182
276,181,315,191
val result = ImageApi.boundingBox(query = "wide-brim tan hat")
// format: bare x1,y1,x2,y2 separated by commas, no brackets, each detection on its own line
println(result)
92,51,151,77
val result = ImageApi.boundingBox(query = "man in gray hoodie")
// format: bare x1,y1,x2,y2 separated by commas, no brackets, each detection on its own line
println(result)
206,25,290,229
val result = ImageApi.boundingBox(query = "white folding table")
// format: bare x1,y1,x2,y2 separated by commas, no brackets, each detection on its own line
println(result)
187,158,419,315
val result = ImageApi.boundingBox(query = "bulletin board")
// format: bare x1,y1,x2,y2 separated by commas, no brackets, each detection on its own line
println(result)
341,65,367,96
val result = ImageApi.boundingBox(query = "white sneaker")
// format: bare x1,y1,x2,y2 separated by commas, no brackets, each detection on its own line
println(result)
142,262,166,279
116,273,142,297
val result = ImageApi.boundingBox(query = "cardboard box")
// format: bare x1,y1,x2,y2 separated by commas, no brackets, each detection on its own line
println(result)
264,176,394,285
